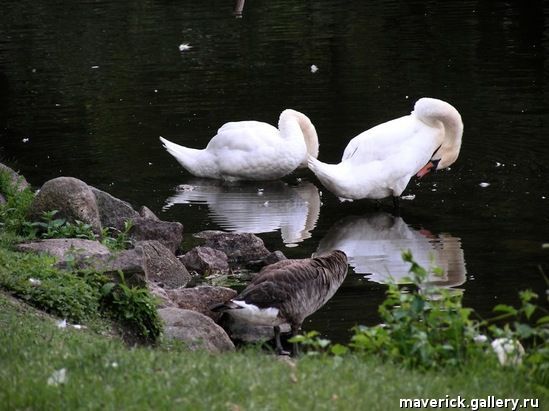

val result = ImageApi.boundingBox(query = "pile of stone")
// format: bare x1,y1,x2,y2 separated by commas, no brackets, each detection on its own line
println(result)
1,164,287,353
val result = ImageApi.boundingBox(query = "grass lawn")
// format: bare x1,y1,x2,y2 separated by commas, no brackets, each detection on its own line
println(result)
1,292,546,411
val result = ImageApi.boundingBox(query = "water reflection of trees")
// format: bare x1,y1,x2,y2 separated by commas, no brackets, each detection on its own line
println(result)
316,212,466,288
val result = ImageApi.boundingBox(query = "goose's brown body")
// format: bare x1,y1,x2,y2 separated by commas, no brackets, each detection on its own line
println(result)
212,250,348,354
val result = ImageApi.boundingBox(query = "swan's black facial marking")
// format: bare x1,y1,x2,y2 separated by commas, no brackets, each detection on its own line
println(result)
431,144,442,159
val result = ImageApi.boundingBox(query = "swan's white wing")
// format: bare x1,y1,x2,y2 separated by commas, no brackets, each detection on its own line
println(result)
205,121,302,180
206,121,280,152
342,115,435,164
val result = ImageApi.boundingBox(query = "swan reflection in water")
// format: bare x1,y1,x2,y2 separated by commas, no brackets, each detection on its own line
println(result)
164,179,320,247
316,212,466,288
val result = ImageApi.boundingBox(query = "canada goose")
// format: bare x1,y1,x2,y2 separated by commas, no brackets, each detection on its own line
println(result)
160,109,319,181
307,97,463,207
212,250,348,354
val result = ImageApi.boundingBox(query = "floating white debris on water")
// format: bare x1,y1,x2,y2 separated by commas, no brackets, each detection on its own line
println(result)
22,138,29,143
47,368,68,386
263,201,269,206
56,319,67,329
179,43,192,52
310,64,319,73
401,194,416,200
480,182,490,188
148,162,153,166
495,162,504,167
91,65,99,69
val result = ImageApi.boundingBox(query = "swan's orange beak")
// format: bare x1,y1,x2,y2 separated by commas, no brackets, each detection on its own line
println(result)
416,159,440,178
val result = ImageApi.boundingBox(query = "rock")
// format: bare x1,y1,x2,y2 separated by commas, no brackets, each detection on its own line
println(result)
91,187,139,231
147,282,176,308
48,240,190,288
138,206,159,220
179,246,229,274
29,177,102,233
159,307,235,353
0,163,30,192
219,315,290,343
16,238,110,260
55,247,146,287
167,285,237,320
245,250,287,271
129,217,183,254
194,231,270,263
136,240,191,289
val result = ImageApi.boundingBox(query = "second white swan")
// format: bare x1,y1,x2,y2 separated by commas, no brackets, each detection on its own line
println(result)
307,97,463,203
160,109,319,181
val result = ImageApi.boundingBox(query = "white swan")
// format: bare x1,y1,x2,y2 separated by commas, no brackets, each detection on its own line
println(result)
160,109,319,181
307,97,463,203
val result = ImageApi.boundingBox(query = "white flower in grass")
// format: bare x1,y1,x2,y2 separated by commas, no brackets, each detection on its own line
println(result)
47,368,67,386
28,278,41,286
491,338,525,366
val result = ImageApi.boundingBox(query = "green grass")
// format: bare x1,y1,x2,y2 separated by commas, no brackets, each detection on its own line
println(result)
0,293,546,411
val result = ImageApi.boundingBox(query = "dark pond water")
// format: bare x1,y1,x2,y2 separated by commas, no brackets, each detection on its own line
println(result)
1,0,548,342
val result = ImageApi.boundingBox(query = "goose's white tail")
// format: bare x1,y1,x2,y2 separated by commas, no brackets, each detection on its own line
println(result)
159,136,213,177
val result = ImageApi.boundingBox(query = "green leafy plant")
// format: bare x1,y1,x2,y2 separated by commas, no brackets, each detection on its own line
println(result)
100,272,162,343
289,330,348,357
348,250,482,369
100,219,134,251
0,171,35,235
25,210,96,240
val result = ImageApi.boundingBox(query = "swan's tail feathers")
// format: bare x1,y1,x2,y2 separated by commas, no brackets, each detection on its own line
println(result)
307,155,343,193
307,155,337,180
159,136,209,176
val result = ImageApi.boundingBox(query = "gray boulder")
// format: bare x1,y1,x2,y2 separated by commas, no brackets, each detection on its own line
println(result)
179,246,229,274
245,250,287,271
194,231,270,263
138,206,159,220
16,238,110,260
159,307,235,353
29,177,102,233
147,282,176,308
136,240,191,289
167,285,236,320
0,163,30,192
129,217,183,254
91,187,139,231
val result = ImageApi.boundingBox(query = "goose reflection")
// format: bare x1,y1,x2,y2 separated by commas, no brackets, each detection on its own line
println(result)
164,179,320,246
316,212,466,288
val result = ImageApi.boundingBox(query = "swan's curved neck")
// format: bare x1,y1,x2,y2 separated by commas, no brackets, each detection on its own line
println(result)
413,98,463,169
279,110,319,160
